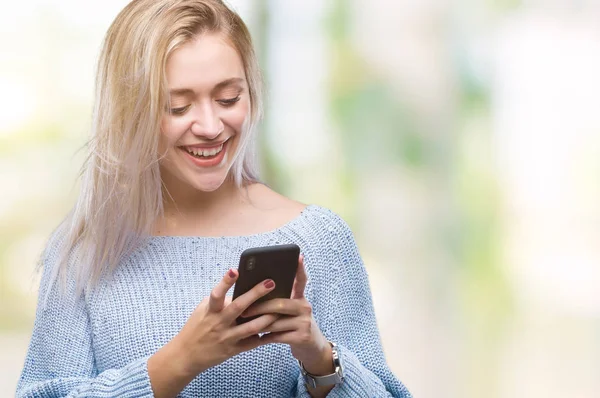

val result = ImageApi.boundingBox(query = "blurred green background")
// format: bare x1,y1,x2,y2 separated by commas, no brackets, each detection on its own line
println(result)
2,1,600,397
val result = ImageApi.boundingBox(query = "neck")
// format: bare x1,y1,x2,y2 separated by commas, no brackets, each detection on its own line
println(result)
161,173,247,219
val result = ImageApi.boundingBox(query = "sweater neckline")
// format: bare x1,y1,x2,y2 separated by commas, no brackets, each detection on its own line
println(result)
145,204,318,241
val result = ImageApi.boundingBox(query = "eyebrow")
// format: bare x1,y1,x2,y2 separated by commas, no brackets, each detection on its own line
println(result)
169,77,246,96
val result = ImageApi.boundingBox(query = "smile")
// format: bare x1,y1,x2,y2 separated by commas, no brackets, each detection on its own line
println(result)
181,141,226,158
178,138,231,168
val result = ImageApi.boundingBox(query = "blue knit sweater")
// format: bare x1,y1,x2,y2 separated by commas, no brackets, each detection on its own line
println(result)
16,205,411,397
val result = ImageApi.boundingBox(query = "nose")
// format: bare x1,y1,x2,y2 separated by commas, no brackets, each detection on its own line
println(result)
189,102,224,139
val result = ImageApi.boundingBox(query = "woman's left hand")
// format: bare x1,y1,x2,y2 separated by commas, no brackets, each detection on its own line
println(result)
239,254,332,368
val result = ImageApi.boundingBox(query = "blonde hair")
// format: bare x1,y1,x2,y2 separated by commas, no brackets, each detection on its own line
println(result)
41,0,263,306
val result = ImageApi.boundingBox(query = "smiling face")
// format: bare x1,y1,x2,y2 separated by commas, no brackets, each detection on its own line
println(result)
159,33,250,194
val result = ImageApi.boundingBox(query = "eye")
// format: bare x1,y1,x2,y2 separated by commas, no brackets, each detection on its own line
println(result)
217,96,241,107
169,105,191,115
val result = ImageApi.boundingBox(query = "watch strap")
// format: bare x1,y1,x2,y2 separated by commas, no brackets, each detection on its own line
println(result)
298,341,344,388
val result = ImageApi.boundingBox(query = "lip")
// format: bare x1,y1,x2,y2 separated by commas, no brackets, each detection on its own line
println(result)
179,139,229,168
179,138,230,150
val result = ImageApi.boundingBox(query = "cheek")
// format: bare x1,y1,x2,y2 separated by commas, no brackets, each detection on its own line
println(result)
160,117,189,149
224,100,250,129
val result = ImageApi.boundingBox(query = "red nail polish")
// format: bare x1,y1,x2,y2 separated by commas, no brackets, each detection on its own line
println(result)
228,269,236,278
264,279,275,289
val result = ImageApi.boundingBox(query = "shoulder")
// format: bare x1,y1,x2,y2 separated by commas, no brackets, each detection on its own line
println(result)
245,183,307,226
36,216,86,292
246,183,356,242
247,183,304,210
291,204,358,254
31,219,79,308
37,221,70,273
292,201,354,237
302,205,352,231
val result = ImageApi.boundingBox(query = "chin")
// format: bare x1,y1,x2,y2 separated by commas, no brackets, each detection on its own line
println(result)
190,172,230,192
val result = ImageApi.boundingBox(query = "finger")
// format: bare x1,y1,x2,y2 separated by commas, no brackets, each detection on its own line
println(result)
241,298,304,318
224,278,276,320
208,269,238,312
233,313,280,340
236,333,264,352
291,254,307,299
258,330,295,345
257,315,298,334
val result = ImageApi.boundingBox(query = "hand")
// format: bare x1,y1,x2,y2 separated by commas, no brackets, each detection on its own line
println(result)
169,269,280,376
239,255,331,370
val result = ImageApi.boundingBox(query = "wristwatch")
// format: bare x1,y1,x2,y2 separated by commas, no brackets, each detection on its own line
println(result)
298,341,344,388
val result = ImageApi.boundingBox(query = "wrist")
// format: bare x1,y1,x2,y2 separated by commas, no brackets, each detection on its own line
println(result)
148,337,197,398
299,342,334,376
298,341,344,393
167,334,204,378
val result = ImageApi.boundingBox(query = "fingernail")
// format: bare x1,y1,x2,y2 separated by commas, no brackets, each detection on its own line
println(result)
264,279,275,289
228,269,236,278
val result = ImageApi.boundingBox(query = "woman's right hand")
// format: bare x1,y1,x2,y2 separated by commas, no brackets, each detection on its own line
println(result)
176,268,278,373
148,268,278,398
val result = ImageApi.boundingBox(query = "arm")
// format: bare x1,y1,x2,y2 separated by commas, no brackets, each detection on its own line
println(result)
15,234,156,398
17,231,281,398
295,212,412,398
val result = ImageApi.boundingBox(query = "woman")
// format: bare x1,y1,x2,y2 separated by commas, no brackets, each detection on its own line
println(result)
16,1,412,397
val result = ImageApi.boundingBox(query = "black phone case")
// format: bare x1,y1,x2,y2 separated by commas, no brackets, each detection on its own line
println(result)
232,243,300,325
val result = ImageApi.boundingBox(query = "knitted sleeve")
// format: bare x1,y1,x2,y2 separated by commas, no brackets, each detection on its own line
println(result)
15,232,155,398
294,210,412,398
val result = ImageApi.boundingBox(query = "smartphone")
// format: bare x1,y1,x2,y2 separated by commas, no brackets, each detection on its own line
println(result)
232,243,300,325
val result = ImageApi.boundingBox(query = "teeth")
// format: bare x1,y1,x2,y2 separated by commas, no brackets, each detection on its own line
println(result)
185,143,224,157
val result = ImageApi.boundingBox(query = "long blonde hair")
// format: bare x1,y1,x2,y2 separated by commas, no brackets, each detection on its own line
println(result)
41,0,263,306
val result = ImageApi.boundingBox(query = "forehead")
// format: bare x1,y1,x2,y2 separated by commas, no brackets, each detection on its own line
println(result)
165,33,245,92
